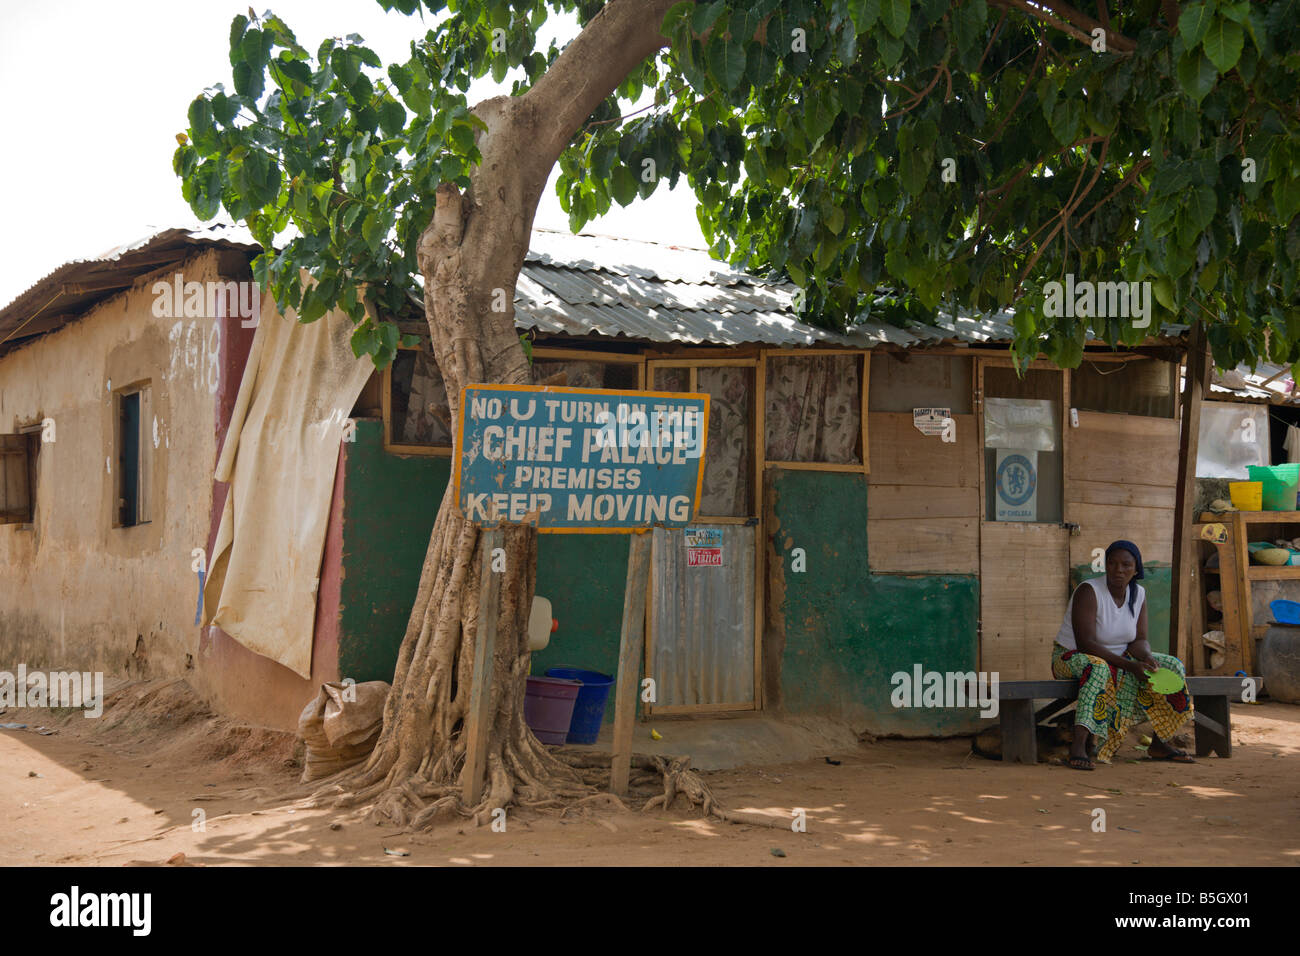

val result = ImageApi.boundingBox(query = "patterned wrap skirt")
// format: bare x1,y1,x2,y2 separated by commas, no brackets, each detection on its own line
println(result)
1050,644,1194,762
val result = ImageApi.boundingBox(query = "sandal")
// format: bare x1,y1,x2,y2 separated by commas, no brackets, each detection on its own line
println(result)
1147,748,1196,763
1066,754,1095,771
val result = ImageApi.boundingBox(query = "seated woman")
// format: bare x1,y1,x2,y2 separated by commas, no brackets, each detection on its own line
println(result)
1053,539,1195,770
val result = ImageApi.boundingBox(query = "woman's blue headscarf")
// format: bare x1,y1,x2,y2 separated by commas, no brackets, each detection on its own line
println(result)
1105,539,1144,617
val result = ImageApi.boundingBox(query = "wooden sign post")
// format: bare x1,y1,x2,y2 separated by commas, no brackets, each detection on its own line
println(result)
610,531,652,796
452,385,709,804
462,526,503,806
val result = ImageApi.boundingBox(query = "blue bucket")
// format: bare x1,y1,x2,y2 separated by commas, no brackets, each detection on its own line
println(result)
1271,599,1300,626
544,667,614,744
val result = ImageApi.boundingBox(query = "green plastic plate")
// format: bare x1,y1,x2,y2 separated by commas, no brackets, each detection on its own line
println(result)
1147,667,1184,694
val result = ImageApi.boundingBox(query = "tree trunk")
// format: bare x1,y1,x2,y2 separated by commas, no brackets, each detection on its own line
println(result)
316,0,678,828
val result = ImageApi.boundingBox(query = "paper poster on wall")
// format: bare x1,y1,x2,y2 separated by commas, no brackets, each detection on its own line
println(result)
685,527,723,567
995,449,1038,521
912,407,951,436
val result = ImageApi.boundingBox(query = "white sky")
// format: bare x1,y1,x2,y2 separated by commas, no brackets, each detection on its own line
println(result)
0,0,704,308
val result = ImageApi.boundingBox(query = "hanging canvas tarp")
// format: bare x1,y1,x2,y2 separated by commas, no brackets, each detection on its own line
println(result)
202,292,373,678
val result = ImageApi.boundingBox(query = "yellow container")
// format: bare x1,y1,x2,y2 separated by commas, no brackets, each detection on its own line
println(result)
1230,481,1263,511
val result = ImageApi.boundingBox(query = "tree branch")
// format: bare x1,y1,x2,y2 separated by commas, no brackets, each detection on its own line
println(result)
991,0,1136,54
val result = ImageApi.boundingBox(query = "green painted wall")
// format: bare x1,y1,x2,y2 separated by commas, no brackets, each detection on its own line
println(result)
335,425,988,735
769,470,983,736
1070,563,1172,655
335,421,630,718
530,534,632,721
337,420,449,684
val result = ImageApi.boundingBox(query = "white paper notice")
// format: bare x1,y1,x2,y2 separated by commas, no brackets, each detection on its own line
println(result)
913,407,952,436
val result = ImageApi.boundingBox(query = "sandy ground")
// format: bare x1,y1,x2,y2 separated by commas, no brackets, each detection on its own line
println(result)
2,678,1297,867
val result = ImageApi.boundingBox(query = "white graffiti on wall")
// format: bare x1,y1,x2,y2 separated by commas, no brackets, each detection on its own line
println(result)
167,320,221,394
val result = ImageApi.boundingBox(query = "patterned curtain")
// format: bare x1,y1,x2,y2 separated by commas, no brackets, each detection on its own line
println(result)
764,354,861,464
531,360,607,389
397,350,452,446
698,366,753,516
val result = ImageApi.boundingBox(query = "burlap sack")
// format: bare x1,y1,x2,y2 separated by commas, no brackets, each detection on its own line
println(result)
297,680,389,781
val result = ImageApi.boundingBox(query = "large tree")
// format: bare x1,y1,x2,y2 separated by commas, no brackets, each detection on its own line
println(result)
177,0,1299,825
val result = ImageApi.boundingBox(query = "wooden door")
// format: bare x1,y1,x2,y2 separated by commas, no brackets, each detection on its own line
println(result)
977,358,1072,679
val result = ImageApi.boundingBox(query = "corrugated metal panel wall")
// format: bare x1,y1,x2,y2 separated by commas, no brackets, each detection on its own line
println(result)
649,525,755,708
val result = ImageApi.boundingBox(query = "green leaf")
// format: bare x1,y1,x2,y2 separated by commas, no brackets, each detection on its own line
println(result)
1048,99,1082,145
350,323,378,358
1203,17,1244,73
1153,276,1176,312
1181,184,1217,236
823,204,845,235
876,29,903,68
1219,1,1251,24
229,14,249,63
241,29,271,74
1276,177,1300,224
611,165,639,207
707,34,747,90
1197,257,1220,292
379,99,406,136
848,0,881,32
951,0,987,54
1176,49,1216,104
299,283,330,322
1177,1,1213,49
880,0,910,39
187,97,214,138
342,202,365,232
276,58,312,87
691,1,727,35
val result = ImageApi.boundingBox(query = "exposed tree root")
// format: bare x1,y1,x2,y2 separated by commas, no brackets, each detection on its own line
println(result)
295,743,788,833
643,756,790,829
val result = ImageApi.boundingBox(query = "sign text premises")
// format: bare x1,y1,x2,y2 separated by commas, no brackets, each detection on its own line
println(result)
454,385,709,532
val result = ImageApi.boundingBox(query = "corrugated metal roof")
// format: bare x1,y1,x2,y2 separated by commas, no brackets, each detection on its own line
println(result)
1211,362,1299,404
515,230,854,347
0,223,259,356
0,222,1191,356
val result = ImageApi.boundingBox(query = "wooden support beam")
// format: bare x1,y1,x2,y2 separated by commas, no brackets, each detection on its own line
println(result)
610,531,652,796
1171,323,1210,666
462,526,503,807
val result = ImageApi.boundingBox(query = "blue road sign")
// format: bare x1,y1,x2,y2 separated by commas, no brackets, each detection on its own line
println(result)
454,384,709,532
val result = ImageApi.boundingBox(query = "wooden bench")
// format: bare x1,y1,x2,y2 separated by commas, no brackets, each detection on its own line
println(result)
998,676,1261,763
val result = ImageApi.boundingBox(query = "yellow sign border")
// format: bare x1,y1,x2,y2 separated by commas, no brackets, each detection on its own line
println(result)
452,383,711,534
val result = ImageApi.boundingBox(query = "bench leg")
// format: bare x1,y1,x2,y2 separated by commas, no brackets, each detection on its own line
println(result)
1193,695,1231,758
1001,699,1038,764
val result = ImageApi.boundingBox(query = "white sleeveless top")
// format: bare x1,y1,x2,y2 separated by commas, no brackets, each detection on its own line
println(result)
1055,577,1145,656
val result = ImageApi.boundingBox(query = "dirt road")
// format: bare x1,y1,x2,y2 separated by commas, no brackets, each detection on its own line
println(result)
2,679,1296,866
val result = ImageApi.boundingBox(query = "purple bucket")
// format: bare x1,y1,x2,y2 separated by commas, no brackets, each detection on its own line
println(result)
524,676,581,745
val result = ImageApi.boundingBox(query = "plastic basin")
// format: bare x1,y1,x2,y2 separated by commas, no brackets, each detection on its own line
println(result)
1229,481,1262,511
1247,464,1300,511
1271,599,1300,626
544,667,614,744
524,676,580,745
